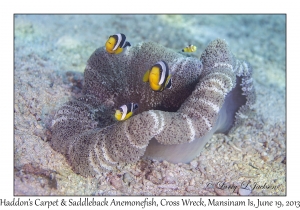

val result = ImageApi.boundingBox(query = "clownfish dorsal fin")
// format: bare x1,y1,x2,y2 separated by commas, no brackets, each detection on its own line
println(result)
113,34,122,51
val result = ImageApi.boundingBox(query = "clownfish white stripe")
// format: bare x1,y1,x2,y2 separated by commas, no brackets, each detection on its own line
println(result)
113,33,122,51
121,38,128,48
106,33,131,55
115,103,138,121
143,60,172,92
157,61,166,85
120,104,128,121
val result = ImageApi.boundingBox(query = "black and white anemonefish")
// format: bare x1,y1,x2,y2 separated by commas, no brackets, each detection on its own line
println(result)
182,44,197,53
114,103,138,121
105,33,131,54
142,60,172,92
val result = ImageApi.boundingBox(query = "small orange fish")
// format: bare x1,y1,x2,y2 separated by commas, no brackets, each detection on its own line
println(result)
182,44,197,53
115,103,138,121
105,33,131,54
143,60,172,92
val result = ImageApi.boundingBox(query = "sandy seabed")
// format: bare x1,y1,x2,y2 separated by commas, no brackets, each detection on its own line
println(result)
14,14,286,195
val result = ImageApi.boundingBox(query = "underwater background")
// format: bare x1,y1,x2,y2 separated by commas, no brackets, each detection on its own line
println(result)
14,14,286,195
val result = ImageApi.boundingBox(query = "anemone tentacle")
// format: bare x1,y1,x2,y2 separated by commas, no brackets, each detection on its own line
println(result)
51,39,255,177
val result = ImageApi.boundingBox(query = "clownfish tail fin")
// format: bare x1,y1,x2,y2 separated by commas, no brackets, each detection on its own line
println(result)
133,103,138,110
124,41,131,48
165,76,172,89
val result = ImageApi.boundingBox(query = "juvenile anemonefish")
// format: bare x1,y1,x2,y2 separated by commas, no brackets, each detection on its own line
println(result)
142,60,172,92
182,44,197,53
105,33,131,54
114,103,138,121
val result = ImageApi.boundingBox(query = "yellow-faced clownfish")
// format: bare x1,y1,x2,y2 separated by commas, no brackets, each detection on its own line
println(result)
105,33,131,54
182,44,197,53
142,60,172,92
114,103,138,121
